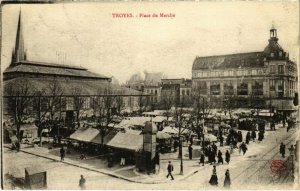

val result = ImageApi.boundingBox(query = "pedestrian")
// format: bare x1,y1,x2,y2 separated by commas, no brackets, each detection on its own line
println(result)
271,121,275,131
120,152,126,166
225,150,230,164
287,122,290,132
258,131,264,141
223,169,231,188
240,142,248,155
188,144,193,160
212,142,217,155
280,142,285,158
60,146,65,161
173,140,178,152
237,131,243,142
166,161,174,180
80,153,87,160
251,130,256,141
79,175,86,190
238,143,242,155
212,165,217,175
229,143,234,154
246,132,251,144
212,150,216,164
220,135,224,147
217,150,223,164
190,135,194,145
289,145,295,158
209,166,218,186
200,150,205,166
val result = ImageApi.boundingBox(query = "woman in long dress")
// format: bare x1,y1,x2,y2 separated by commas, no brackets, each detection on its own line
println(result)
224,169,231,188
209,166,218,186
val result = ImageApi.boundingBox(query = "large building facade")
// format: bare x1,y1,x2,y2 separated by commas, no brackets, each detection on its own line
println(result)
192,27,298,113
160,78,192,108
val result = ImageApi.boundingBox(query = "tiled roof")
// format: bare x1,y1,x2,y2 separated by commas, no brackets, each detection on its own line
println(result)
4,61,110,79
192,52,265,70
144,72,163,86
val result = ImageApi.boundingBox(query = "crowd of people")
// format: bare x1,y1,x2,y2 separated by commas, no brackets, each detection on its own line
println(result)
165,115,297,187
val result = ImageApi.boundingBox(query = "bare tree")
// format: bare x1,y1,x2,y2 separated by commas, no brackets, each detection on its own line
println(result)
116,95,125,115
223,95,237,121
172,95,189,175
190,85,213,143
46,80,63,121
5,79,33,141
161,90,175,120
72,87,85,128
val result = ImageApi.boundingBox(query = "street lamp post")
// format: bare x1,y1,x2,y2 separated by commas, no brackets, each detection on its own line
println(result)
177,119,184,175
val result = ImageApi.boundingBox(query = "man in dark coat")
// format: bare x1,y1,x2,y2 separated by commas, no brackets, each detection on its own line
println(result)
223,169,231,188
173,140,178,152
219,136,224,147
199,150,205,166
210,149,215,164
188,144,193,160
217,150,223,164
251,130,256,141
240,142,248,155
212,143,217,155
225,150,230,164
60,147,65,161
271,121,275,131
237,131,243,142
166,161,174,180
280,142,286,158
246,132,251,144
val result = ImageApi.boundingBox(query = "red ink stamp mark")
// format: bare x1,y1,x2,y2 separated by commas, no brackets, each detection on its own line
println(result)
270,160,286,174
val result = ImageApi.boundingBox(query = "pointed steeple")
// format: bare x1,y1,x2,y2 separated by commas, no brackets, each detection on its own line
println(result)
12,9,26,64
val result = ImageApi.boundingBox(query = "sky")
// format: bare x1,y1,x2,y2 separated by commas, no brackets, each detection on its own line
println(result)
1,1,299,84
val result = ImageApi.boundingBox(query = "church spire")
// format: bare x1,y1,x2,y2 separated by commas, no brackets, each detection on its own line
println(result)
12,9,26,64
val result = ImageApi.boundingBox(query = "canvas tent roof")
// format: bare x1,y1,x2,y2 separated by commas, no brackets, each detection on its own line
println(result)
69,127,99,142
90,131,117,145
118,117,151,127
152,116,167,123
106,132,143,152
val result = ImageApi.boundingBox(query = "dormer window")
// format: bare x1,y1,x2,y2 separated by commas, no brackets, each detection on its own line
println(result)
271,53,275,57
279,51,283,57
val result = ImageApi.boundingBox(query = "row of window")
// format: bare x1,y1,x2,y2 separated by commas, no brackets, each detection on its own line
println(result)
195,79,287,96
145,89,158,94
270,65,284,74
181,89,190,96
195,69,265,78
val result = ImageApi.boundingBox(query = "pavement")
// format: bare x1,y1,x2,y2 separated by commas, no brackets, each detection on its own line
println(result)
3,123,299,189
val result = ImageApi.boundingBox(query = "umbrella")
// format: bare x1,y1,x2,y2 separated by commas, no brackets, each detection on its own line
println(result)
204,134,217,142
156,131,171,139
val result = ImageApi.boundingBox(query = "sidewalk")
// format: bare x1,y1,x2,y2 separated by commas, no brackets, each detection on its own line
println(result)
4,143,205,184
